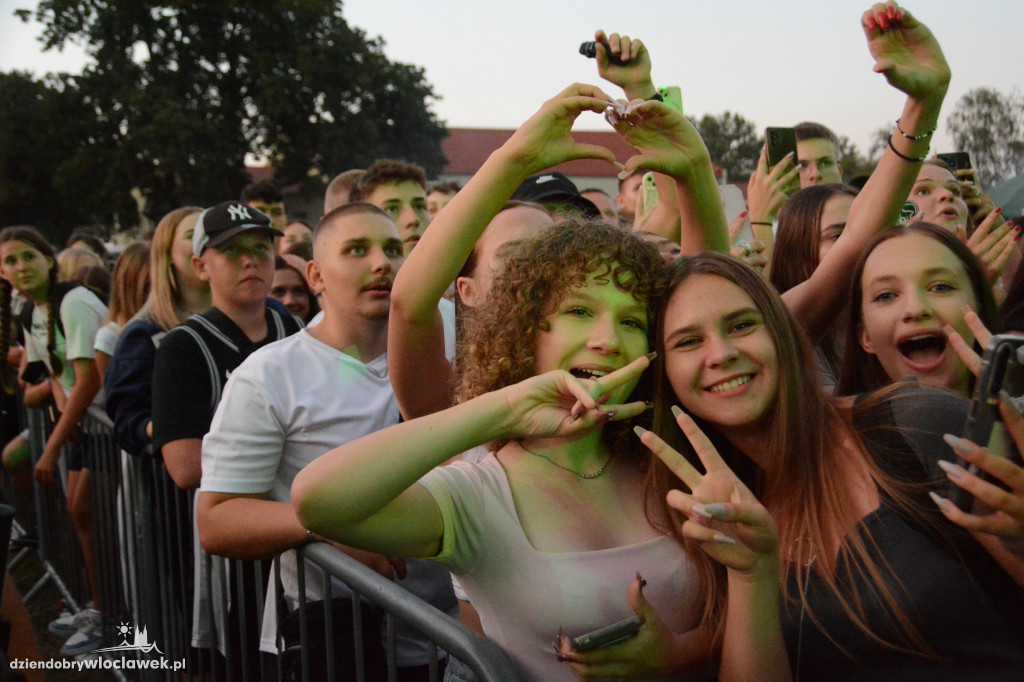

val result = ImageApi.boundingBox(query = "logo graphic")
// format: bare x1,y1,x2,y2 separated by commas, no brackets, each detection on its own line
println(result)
93,622,165,655
227,204,251,221
535,175,557,184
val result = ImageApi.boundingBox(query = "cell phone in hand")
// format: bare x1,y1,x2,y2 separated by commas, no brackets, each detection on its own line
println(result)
936,152,972,174
570,615,644,652
765,127,797,169
579,41,626,66
949,334,1024,508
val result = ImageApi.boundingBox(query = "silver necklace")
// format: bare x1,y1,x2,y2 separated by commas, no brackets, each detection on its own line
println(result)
521,445,613,480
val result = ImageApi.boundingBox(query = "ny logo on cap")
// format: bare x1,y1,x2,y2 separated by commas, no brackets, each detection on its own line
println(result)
227,204,251,222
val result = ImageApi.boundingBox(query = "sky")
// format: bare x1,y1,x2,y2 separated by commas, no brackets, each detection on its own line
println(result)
1,0,1020,159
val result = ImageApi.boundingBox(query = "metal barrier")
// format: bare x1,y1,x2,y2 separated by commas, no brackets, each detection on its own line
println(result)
5,405,522,682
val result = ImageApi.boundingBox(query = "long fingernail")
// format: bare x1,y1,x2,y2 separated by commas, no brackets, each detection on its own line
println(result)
691,503,713,519
635,570,647,588
937,459,965,478
929,491,953,513
942,433,972,455
633,425,646,438
703,503,728,519
711,533,736,545
671,405,683,418
645,351,657,362
644,401,654,411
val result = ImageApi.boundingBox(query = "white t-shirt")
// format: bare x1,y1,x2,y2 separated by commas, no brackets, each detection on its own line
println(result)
93,320,120,357
420,457,706,682
26,286,107,394
201,330,455,660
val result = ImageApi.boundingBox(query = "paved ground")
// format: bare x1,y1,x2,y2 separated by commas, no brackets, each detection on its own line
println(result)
8,545,112,681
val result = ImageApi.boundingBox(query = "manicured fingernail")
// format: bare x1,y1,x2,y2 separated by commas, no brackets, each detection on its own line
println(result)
601,411,615,421
711,533,736,545
703,503,728,519
929,491,953,513
886,5,896,18
556,654,566,662
994,207,1002,214
942,433,972,455
691,503,713,519
937,459,965,478
740,211,748,218
671,405,683,418
644,401,654,411
645,351,657,362
866,16,877,30
570,412,580,423
635,570,647,588
633,425,646,438
895,9,903,19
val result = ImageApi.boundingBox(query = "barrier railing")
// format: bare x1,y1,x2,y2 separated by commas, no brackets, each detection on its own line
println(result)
5,405,522,682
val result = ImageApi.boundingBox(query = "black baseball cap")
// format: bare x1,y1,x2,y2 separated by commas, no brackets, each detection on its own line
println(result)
192,201,284,256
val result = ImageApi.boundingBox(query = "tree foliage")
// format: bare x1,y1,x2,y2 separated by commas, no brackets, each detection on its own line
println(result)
693,111,761,183
837,135,874,180
7,1,447,232
947,87,1024,187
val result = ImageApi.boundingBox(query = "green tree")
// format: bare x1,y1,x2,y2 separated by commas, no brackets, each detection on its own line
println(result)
0,71,95,238
837,135,874,180
946,87,1024,187
693,111,761,183
17,1,447,230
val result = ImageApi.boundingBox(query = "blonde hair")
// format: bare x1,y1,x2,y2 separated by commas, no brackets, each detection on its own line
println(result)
143,206,202,331
57,248,104,283
105,241,151,328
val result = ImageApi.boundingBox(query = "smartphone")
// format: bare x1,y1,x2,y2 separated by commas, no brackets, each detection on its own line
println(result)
949,334,1024,508
897,200,919,225
570,615,644,652
937,152,972,173
639,172,659,217
658,86,683,115
765,127,797,169
579,41,626,66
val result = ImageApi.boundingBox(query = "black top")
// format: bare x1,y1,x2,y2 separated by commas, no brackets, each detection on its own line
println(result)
779,384,1024,680
151,305,302,453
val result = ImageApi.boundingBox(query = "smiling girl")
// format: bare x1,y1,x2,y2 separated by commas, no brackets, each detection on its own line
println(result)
294,222,720,681
641,252,1024,680
837,222,998,396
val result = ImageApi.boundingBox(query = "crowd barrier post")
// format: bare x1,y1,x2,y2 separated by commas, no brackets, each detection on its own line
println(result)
11,405,524,682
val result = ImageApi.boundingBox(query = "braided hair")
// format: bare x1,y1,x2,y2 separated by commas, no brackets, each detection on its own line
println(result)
0,227,62,383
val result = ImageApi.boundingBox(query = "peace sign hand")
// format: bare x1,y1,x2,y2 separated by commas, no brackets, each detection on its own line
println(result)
498,353,653,441
636,406,779,581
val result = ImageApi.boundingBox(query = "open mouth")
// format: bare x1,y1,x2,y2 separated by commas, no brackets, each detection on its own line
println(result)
569,368,608,381
897,332,947,368
706,374,753,393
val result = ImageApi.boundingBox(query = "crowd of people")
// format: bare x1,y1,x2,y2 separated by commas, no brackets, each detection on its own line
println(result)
2,3,1023,680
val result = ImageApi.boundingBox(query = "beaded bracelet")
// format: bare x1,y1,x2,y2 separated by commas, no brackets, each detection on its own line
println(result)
888,135,926,163
895,118,936,141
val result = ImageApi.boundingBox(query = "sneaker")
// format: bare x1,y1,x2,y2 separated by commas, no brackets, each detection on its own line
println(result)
48,601,93,637
60,608,103,656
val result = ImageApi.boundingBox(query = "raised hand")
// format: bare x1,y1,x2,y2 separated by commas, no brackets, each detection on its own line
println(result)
499,354,653,441
636,407,778,578
502,83,618,173
944,306,993,378
609,100,712,180
747,146,799,224
592,30,655,101
862,2,951,100
959,211,1020,284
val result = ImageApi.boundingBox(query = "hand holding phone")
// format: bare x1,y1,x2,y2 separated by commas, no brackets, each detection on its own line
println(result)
570,615,644,652
949,335,1024,508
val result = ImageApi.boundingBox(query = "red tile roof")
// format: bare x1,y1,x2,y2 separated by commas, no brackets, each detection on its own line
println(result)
441,128,637,177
